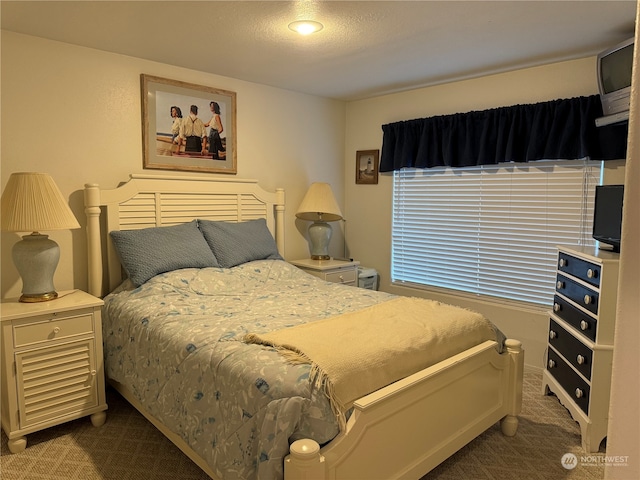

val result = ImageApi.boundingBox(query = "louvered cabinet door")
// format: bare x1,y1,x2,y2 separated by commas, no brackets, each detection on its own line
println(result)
15,338,98,428
1,290,107,454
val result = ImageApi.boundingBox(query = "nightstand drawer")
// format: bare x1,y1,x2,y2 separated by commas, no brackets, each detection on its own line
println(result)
325,269,357,284
13,312,94,348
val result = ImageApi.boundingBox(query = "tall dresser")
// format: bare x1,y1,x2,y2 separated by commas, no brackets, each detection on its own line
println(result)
541,245,619,453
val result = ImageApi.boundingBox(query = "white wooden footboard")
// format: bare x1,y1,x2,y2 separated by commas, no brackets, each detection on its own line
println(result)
285,339,524,480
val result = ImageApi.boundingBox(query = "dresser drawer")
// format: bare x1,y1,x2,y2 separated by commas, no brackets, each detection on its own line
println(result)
325,269,357,284
556,274,598,315
548,319,592,380
546,348,590,415
558,252,601,288
552,295,597,342
13,312,94,348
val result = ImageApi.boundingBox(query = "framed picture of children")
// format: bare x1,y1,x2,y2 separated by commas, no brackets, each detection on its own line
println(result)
141,74,237,174
355,149,379,184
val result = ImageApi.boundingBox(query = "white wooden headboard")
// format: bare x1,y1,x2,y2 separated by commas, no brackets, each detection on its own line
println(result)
84,174,285,297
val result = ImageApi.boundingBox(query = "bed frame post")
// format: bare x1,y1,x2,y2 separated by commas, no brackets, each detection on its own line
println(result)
284,439,325,480
84,183,103,298
501,338,524,436
275,187,285,256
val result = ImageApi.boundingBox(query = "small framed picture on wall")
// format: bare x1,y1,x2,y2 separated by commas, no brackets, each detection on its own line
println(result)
355,149,379,185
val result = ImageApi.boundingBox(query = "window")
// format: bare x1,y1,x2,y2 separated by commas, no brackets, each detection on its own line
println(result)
391,160,601,307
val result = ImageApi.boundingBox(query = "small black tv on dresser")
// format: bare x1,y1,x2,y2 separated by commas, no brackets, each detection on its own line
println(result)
592,184,624,252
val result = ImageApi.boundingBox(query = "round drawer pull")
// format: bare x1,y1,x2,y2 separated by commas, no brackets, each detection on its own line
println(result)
549,330,557,340
53,326,61,334
583,295,593,305
587,268,597,279
580,320,589,331
548,359,556,369
577,355,586,365
91,370,97,376
556,281,564,289
559,258,567,267
553,303,561,313
575,388,584,399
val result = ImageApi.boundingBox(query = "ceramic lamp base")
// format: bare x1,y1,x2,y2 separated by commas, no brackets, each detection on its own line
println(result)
12,233,60,303
308,221,332,260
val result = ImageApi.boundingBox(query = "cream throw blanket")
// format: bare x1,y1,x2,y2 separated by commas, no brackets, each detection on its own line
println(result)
244,297,498,429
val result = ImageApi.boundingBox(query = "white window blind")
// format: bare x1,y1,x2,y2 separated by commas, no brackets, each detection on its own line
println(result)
392,160,601,306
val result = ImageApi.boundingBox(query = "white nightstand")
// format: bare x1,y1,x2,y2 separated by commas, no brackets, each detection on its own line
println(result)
290,258,360,286
1,289,108,453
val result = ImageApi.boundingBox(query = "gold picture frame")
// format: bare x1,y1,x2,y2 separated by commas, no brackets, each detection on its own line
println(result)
141,74,237,174
355,149,379,184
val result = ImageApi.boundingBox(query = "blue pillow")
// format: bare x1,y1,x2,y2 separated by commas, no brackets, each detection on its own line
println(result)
110,220,219,286
198,218,283,268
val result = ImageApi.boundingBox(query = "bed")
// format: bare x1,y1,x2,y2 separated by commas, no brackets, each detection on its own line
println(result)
84,174,524,480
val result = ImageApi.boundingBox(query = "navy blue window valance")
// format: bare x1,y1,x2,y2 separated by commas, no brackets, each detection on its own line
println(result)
379,95,628,172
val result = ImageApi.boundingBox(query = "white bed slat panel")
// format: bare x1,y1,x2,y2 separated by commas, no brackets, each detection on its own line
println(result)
85,174,285,297
115,192,268,227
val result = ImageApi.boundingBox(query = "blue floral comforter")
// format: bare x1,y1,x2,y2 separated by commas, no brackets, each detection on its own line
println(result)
102,260,395,480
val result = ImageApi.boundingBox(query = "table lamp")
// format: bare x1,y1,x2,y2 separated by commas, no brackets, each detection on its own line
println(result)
1,172,80,302
295,182,343,260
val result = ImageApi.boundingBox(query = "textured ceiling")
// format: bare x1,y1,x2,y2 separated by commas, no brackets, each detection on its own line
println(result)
1,1,637,100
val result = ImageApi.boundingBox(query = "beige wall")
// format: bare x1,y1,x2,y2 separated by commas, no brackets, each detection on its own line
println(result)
343,57,627,367
1,31,347,298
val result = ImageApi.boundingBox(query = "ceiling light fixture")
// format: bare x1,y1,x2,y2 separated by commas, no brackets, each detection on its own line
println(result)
288,20,323,35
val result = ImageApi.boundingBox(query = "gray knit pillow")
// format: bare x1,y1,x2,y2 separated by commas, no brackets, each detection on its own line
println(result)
110,220,219,286
198,218,283,268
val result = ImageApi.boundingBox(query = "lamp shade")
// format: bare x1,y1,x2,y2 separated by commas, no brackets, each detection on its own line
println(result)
1,172,80,232
2,172,80,302
295,182,343,222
